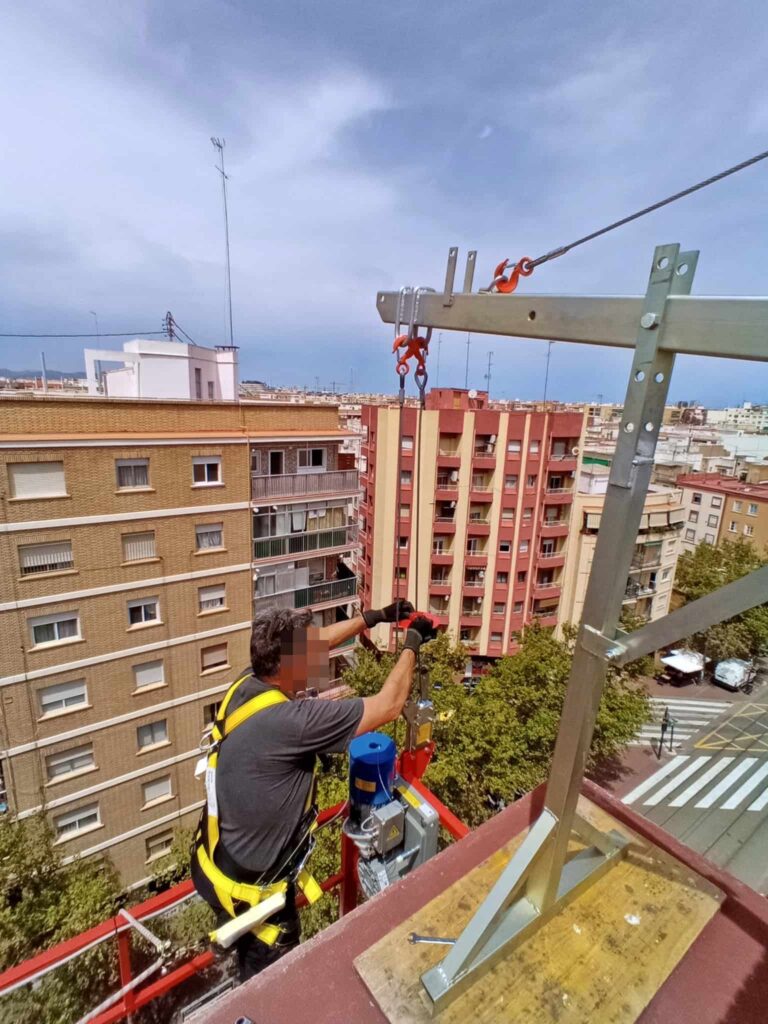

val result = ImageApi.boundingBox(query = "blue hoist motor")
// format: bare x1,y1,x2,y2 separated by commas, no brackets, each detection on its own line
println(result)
343,731,438,899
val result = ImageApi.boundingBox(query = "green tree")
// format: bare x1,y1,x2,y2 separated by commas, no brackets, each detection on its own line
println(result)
675,537,768,661
0,814,120,1024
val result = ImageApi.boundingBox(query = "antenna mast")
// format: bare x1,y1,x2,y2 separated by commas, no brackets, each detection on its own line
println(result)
211,137,235,348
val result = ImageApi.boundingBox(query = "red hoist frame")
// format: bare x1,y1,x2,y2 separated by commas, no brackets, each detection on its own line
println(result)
0,780,466,1022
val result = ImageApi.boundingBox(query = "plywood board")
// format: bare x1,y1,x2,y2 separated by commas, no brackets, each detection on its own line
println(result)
355,797,722,1023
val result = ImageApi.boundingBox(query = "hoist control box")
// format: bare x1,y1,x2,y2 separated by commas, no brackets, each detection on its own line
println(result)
343,731,439,899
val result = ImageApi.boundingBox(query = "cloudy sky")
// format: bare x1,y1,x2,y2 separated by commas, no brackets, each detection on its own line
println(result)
1,1,767,404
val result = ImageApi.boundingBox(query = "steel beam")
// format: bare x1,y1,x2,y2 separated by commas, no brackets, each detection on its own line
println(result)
612,565,768,666
377,290,768,362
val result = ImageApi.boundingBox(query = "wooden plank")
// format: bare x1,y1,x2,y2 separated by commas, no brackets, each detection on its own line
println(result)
355,797,722,1023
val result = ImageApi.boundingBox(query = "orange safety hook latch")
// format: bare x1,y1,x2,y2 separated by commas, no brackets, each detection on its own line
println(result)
393,333,430,381
489,257,534,294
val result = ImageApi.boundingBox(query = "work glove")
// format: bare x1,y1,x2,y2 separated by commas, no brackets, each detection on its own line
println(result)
403,615,438,655
362,599,414,628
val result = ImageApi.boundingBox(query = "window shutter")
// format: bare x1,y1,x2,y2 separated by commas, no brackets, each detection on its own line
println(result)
143,776,171,803
19,541,73,573
649,512,668,528
39,680,87,712
9,462,66,498
123,532,156,561
201,644,227,670
199,584,225,610
133,660,164,688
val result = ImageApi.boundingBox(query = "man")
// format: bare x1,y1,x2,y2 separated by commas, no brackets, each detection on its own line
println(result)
192,600,436,981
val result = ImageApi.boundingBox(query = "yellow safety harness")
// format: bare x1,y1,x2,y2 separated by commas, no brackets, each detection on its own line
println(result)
194,671,323,946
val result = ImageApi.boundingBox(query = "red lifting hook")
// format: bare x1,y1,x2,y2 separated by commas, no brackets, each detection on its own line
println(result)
491,257,534,294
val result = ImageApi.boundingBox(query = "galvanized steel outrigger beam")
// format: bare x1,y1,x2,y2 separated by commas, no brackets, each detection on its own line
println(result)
375,244,768,1014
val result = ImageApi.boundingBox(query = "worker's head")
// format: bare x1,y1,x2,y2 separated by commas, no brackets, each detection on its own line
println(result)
250,608,330,697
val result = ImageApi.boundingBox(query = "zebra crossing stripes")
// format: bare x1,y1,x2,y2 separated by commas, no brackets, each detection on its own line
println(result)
630,696,732,747
622,753,768,813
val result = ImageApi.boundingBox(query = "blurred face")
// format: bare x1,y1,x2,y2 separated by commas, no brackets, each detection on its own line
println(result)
276,626,329,698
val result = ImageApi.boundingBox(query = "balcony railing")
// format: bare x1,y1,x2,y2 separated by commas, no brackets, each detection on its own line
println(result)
438,447,461,457
435,515,456,523
535,581,560,590
462,607,483,618
464,578,485,588
431,577,450,586
473,445,496,457
545,487,572,494
255,576,358,611
541,517,570,529
251,469,359,501
623,583,657,601
539,550,565,560
468,513,491,523
253,525,358,561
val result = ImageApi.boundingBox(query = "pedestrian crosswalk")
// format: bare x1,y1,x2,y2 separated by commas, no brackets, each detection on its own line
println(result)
623,753,768,813
629,696,732,747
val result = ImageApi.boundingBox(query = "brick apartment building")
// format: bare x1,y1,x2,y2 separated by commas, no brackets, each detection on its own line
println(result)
0,395,358,885
359,388,585,667
677,472,768,551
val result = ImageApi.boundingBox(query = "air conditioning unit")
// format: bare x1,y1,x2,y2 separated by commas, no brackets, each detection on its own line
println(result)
490,434,497,443
478,570,485,580
450,470,459,483
450,501,457,509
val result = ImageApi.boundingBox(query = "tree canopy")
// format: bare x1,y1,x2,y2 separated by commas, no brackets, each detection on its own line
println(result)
675,537,768,661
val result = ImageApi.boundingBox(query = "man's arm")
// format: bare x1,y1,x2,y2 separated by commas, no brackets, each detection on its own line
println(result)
355,616,437,736
318,600,414,650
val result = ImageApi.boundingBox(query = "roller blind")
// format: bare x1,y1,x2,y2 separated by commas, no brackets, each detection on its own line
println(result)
133,660,164,689
19,541,73,574
9,462,66,498
122,532,156,561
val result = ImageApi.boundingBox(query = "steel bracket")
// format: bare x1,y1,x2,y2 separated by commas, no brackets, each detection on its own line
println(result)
579,625,628,662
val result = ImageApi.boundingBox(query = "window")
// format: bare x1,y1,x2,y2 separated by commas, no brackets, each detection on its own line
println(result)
8,461,66,499
269,451,284,475
399,504,410,519
705,533,716,543
507,440,521,454
688,511,699,523
433,537,445,554
128,598,159,627
685,528,696,541
204,701,221,725
395,566,407,580
133,660,164,691
402,436,414,451
19,541,73,575
733,500,743,512
29,612,80,648
46,744,94,781
496,572,509,584
517,570,527,584
298,448,326,471
39,680,87,716
711,495,723,508
501,508,515,521
55,803,100,839
192,456,221,485
401,470,412,485
692,492,702,505
744,524,755,537
207,381,214,400
201,643,228,673
526,475,537,488
196,522,223,550
728,520,738,533
115,459,149,490
504,474,518,489
490,632,502,643
142,775,172,806
513,601,524,614
519,540,529,553
137,719,168,750
146,830,173,861
250,450,260,474
122,531,156,562
707,514,718,527
523,507,532,521
748,503,758,516
199,584,226,612
194,367,202,401
499,540,511,554
529,440,540,454
398,536,408,549
493,602,505,615
661,567,672,580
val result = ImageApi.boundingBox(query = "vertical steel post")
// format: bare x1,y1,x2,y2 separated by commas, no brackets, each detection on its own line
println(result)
528,244,698,910
117,929,136,1021
339,831,359,916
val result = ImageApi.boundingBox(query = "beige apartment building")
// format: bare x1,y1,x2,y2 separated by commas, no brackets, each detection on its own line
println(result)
0,396,358,885
676,473,768,551
559,467,685,629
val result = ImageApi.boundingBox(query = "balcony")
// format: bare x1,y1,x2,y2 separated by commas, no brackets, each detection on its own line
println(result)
623,582,657,603
629,550,663,572
538,549,566,567
473,440,497,463
251,469,359,502
253,525,358,562
463,575,485,589
541,516,570,536
436,474,459,495
533,580,561,598
464,545,488,563
431,546,454,562
430,575,451,595
255,576,358,612
544,487,574,504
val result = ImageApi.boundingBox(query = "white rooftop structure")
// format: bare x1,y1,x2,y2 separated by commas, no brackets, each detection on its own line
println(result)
84,338,238,401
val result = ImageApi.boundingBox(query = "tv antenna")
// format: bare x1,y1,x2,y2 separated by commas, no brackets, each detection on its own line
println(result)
211,137,235,348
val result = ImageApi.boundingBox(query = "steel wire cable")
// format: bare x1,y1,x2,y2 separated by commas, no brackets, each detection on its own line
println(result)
526,147,768,270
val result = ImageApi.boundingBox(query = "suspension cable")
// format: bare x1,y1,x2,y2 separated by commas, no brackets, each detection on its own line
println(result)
526,146,768,270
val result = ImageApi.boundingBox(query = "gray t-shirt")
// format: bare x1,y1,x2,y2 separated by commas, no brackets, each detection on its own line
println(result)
215,670,364,874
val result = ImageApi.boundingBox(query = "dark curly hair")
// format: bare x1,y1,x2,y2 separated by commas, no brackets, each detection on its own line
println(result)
250,608,313,678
